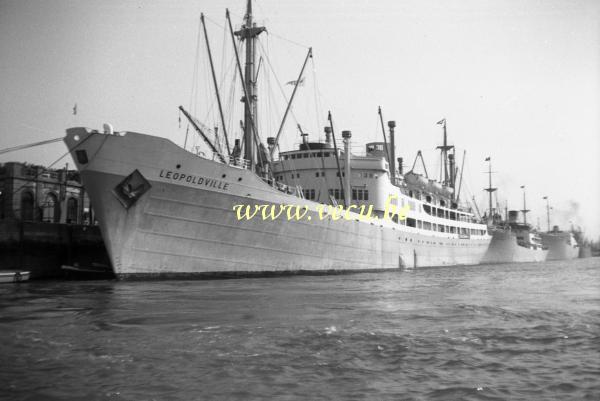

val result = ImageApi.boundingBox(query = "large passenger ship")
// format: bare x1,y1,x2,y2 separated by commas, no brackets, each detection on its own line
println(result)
64,1,491,279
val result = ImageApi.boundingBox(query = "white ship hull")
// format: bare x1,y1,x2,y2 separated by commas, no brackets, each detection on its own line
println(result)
540,232,579,261
482,228,547,264
65,129,491,279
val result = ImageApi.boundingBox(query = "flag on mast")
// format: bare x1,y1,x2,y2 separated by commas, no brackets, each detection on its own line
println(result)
72,103,77,115
286,77,305,86
436,118,446,126
485,157,490,161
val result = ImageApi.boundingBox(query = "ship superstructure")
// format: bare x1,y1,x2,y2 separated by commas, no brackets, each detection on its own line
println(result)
481,159,547,263
63,1,491,279
541,226,579,261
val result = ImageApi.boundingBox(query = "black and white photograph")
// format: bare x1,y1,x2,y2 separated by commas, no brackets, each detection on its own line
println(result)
1,0,599,399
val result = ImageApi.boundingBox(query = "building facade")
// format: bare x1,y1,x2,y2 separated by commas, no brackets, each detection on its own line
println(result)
0,162,92,224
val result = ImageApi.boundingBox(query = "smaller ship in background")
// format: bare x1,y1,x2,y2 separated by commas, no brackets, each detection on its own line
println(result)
481,159,547,264
540,226,579,261
538,196,579,261
572,228,592,258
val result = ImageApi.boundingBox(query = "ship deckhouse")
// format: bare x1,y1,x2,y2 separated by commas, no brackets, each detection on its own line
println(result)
272,132,488,240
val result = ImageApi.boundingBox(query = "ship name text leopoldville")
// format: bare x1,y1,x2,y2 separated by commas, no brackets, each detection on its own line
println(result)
159,169,230,191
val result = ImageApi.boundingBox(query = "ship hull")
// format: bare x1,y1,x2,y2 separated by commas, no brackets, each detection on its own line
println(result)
481,228,547,264
65,129,491,279
540,233,579,261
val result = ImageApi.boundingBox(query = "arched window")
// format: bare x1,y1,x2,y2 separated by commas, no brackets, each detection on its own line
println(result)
42,192,60,223
21,192,34,221
66,197,78,224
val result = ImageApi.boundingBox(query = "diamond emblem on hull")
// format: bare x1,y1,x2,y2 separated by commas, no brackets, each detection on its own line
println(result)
112,170,151,209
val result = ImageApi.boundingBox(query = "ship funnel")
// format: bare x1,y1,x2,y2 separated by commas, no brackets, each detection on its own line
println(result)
232,139,242,160
301,132,308,145
324,126,332,146
508,210,520,223
267,137,276,154
342,130,352,208
388,121,396,184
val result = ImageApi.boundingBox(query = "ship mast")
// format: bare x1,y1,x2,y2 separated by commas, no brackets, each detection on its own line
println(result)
543,195,550,232
436,118,455,190
520,185,530,225
484,157,497,224
235,0,265,170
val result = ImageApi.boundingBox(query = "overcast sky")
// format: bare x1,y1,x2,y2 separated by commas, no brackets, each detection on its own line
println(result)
1,0,598,239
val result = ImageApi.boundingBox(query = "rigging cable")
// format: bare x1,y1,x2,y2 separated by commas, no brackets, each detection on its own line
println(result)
7,133,101,203
256,39,301,134
0,138,63,156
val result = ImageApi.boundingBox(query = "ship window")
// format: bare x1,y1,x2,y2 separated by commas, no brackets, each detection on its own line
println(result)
303,153,309,158
291,154,296,159
417,220,422,229
423,221,432,230
423,205,431,214
315,172,319,177
324,152,330,157
364,190,368,201
352,189,357,200
426,195,432,203
303,189,316,200
317,152,322,157
42,192,60,223
407,218,416,228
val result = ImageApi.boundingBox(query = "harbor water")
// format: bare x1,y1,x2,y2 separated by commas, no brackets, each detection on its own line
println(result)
1,258,599,400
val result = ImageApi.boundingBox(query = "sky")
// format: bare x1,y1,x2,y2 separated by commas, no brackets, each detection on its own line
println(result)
1,0,599,239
